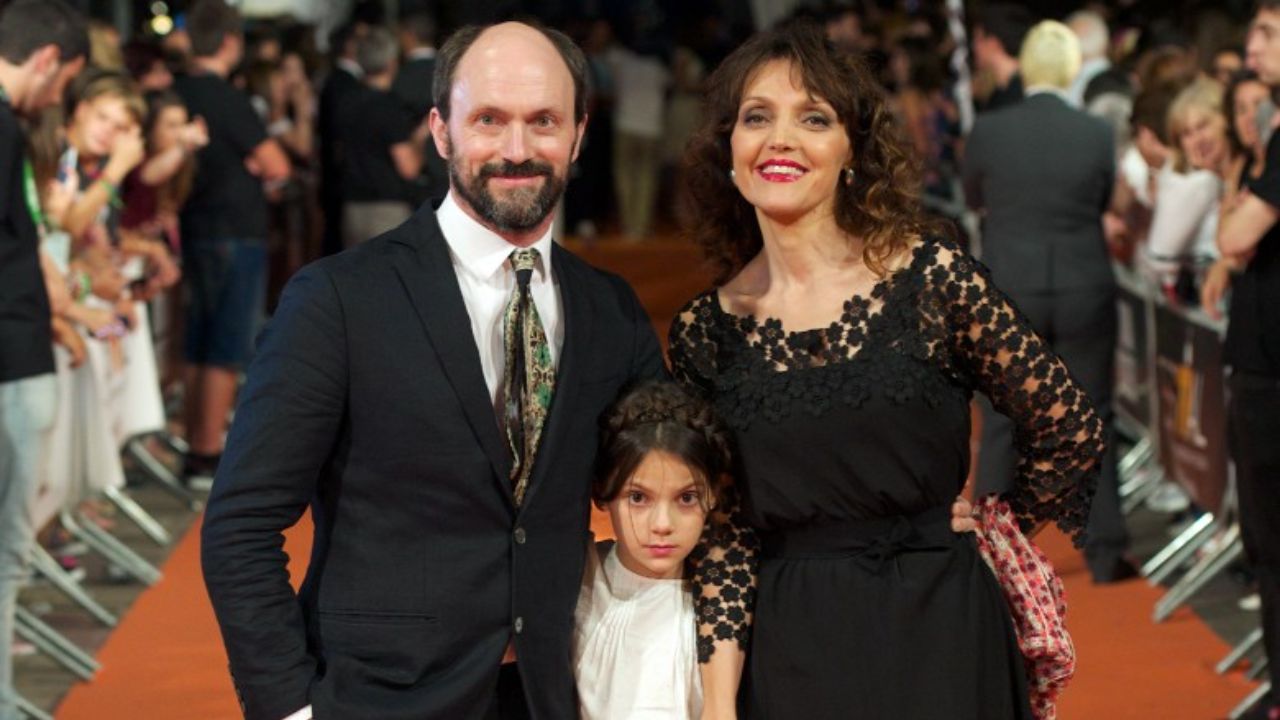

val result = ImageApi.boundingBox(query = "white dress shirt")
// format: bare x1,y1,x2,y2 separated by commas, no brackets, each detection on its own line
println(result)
573,540,702,719
334,57,363,80
278,192,563,720
436,191,564,410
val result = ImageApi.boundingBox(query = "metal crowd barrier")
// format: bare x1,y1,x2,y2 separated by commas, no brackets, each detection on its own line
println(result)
15,296,197,714
1111,262,1264,715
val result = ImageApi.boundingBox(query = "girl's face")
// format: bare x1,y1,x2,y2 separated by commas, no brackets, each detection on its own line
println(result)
1233,79,1270,153
72,95,135,158
1177,106,1229,172
151,105,188,153
607,451,709,580
281,53,307,87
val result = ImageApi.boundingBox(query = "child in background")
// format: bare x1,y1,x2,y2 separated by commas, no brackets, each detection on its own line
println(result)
573,381,733,720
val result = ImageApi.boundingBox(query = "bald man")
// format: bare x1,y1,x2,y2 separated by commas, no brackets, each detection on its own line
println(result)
200,22,667,720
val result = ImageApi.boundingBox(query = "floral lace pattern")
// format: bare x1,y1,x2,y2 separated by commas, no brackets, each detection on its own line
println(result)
669,238,1103,660
686,493,759,663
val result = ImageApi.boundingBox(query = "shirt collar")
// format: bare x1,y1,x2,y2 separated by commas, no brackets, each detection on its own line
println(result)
436,191,554,284
1080,57,1110,77
336,58,364,79
1025,85,1072,103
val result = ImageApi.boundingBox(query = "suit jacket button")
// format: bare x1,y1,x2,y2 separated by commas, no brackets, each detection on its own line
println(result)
513,527,527,545
514,616,524,634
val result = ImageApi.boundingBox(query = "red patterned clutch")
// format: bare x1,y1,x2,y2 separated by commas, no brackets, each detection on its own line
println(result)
973,495,1076,720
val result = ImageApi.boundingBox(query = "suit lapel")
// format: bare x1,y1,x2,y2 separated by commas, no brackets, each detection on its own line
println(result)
518,245,592,513
390,209,514,502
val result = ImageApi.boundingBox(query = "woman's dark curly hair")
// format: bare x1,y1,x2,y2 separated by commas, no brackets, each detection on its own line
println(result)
681,21,948,284
595,381,732,515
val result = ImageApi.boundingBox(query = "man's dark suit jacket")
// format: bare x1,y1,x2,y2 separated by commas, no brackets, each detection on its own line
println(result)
963,91,1115,292
201,203,666,720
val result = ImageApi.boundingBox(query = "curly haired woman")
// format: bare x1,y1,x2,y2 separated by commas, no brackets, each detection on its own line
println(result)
667,22,1104,719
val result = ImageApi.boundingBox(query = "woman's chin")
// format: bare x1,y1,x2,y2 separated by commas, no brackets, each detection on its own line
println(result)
752,200,830,227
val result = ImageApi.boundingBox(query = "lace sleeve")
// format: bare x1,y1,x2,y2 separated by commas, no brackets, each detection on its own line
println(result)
688,497,759,662
667,293,717,396
668,296,760,662
929,241,1103,546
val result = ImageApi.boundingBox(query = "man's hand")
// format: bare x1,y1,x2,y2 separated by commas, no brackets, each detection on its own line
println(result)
89,264,127,301
51,317,87,368
71,304,118,336
43,173,79,229
950,495,977,533
1201,257,1234,319
178,117,209,152
105,125,146,181
1103,211,1128,247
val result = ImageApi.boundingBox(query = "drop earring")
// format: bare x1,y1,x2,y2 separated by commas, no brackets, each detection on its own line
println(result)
843,167,855,186
729,168,736,180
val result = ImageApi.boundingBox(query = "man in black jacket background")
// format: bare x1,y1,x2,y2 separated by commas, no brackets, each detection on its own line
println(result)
964,20,1133,584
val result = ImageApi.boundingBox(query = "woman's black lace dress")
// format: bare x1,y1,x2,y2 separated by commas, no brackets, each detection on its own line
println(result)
671,239,1102,719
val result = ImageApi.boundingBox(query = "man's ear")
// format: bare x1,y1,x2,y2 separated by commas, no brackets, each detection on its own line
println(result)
27,45,60,76
429,107,450,159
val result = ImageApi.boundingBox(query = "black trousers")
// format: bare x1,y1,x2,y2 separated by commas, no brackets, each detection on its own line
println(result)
976,285,1129,576
1230,372,1280,691
485,663,531,720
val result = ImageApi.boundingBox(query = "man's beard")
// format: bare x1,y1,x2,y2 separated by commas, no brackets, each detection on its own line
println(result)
447,138,567,233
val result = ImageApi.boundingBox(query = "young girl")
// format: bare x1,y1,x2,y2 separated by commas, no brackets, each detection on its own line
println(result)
573,380,733,720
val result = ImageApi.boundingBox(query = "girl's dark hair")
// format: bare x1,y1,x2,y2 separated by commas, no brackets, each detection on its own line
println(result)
143,90,196,212
594,381,731,514
681,20,948,285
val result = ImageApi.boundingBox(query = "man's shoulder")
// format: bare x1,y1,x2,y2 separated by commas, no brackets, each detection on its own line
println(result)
175,74,249,110
335,85,385,122
552,244,640,302
321,68,362,99
173,72,216,96
365,86,402,112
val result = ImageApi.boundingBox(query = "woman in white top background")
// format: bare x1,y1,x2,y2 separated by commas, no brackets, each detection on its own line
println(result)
573,380,733,720
1145,77,1234,300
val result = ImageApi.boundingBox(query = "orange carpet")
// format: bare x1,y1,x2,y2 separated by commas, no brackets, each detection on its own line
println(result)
53,511,1258,719
54,239,1258,718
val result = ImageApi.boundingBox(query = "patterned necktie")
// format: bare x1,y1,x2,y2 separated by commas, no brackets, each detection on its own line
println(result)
502,248,555,506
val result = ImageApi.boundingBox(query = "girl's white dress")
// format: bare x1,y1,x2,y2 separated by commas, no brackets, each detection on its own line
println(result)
572,539,702,719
